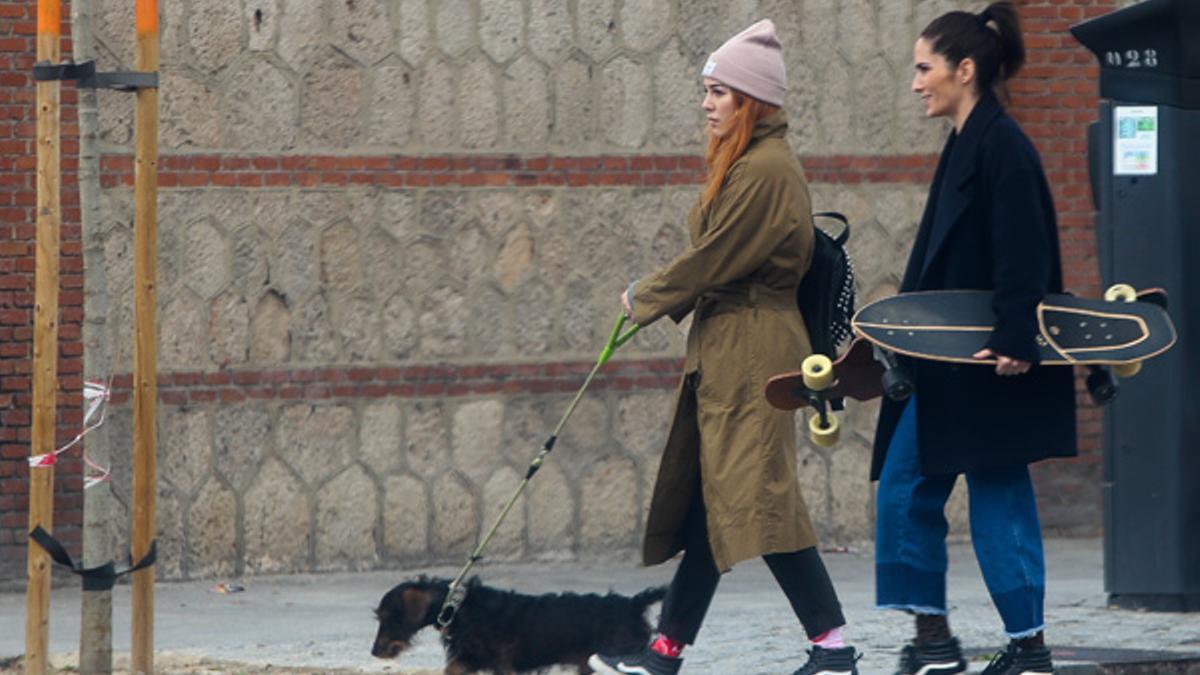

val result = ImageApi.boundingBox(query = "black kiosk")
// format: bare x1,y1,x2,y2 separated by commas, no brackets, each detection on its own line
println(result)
1072,0,1200,611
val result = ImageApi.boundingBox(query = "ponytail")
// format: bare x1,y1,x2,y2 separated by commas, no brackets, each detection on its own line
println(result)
921,1,1025,95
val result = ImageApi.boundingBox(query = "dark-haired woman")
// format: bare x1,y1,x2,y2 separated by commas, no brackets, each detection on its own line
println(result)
589,19,859,675
873,3,1075,675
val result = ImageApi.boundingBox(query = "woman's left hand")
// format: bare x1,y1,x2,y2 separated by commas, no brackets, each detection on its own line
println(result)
973,348,1030,376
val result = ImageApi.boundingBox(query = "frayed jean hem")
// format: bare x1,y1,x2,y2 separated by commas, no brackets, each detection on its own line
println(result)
1007,623,1046,640
875,603,948,616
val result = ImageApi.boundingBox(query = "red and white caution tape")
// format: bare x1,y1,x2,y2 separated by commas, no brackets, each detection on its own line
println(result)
27,379,113,488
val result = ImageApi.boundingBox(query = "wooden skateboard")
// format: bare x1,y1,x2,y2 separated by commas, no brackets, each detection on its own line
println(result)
766,284,1176,447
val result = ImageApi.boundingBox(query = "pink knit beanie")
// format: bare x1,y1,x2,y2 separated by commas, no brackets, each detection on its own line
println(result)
702,19,787,106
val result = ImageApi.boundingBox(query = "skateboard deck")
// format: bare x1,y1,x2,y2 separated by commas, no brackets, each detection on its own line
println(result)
764,337,884,412
852,289,1176,366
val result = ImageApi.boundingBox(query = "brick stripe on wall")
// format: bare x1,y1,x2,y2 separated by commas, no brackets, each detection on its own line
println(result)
105,359,685,408
97,152,941,189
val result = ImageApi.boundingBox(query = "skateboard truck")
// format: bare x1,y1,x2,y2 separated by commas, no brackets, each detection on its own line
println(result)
1085,365,1119,405
873,345,913,401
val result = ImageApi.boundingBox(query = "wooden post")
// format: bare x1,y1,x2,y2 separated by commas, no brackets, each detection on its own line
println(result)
130,0,159,672
25,1,61,674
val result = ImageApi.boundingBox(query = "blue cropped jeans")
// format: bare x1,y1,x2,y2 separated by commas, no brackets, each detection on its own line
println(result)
875,397,1046,638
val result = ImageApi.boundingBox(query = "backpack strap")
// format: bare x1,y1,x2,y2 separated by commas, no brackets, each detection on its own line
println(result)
812,211,850,246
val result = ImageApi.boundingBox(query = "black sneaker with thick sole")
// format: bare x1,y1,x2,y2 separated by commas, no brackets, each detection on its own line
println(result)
792,645,860,675
979,641,1054,675
894,636,968,675
588,647,682,675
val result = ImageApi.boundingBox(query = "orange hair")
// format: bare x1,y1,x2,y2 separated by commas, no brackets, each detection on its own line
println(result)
701,91,780,208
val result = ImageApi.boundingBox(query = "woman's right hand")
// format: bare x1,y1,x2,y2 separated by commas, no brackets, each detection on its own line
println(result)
621,288,634,318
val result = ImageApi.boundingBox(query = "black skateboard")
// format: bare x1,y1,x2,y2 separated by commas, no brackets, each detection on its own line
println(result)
766,285,1176,447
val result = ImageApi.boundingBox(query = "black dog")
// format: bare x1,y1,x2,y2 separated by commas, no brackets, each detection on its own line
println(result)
372,575,666,674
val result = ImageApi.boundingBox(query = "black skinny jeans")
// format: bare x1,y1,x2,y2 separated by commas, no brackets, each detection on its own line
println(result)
656,481,846,643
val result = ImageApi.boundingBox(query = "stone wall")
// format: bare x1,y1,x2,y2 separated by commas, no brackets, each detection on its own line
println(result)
1,0,1142,580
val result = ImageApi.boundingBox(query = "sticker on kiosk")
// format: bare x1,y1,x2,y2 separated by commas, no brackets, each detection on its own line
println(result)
1114,106,1158,176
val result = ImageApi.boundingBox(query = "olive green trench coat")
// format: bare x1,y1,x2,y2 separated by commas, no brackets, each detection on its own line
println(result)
630,111,818,573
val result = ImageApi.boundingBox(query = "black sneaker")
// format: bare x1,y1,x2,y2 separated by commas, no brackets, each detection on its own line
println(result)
979,642,1054,675
793,645,860,675
588,647,682,675
894,637,967,674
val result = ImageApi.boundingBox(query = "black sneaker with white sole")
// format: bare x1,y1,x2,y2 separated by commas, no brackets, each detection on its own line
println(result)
979,641,1054,675
588,647,682,675
894,636,967,675
792,645,860,675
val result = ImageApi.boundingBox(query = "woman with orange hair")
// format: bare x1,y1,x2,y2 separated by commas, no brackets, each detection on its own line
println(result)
589,20,858,675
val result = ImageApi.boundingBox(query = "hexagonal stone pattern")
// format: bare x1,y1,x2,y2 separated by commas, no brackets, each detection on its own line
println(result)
622,0,671,53
615,392,674,457
405,401,450,479
303,51,367,149
481,466,525,560
327,0,393,66
222,59,297,151
244,459,311,573
526,461,575,556
578,0,617,61
251,291,291,363
315,465,379,570
368,58,417,148
159,72,221,149
214,406,272,493
361,401,403,473
553,59,595,147
479,0,523,63
431,472,477,556
459,58,500,149
184,219,233,300
601,57,652,149
159,408,213,498
451,399,505,485
383,473,430,558
504,56,550,146
187,0,244,74
435,0,475,58
276,0,325,70
528,0,573,65
160,292,209,370
277,404,354,486
579,456,639,549
188,479,238,578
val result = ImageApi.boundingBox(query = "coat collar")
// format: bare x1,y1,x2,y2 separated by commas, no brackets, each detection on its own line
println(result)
916,90,1005,282
751,110,788,141
942,89,1004,189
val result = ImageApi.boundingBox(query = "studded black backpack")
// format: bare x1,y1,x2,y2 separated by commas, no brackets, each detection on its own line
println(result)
797,211,856,359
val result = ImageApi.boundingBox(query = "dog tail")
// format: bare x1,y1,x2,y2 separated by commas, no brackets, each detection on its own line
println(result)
630,585,668,609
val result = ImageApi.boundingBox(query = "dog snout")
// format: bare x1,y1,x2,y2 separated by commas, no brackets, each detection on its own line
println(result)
371,635,406,659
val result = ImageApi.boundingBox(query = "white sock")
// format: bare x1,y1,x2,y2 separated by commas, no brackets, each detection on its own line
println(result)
813,626,846,649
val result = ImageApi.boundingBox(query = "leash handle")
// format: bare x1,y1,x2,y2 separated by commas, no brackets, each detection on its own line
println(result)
597,313,639,367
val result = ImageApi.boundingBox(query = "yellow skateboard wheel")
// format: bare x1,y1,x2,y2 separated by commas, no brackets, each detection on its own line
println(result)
1113,361,1142,378
1104,283,1137,303
802,354,834,391
809,412,840,448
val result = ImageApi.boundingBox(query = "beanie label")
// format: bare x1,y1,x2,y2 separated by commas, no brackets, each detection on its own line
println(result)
703,58,717,76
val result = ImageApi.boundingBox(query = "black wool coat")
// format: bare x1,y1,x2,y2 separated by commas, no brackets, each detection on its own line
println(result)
870,91,1077,480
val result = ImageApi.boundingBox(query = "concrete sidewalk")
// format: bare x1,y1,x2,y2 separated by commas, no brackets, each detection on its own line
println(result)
2,538,1198,674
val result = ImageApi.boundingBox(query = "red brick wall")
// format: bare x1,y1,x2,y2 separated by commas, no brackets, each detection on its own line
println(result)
1010,0,1118,533
0,0,1122,575
0,1,84,578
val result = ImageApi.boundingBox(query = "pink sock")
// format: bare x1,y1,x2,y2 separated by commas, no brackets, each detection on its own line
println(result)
813,627,846,649
650,634,684,658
